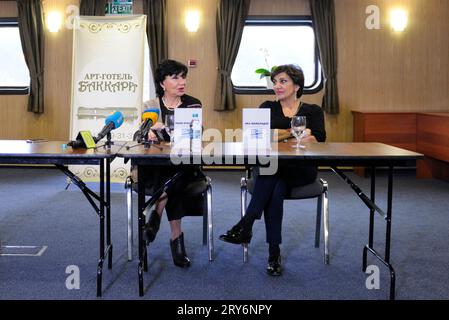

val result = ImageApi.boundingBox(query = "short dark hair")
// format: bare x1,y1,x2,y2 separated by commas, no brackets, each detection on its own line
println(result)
270,64,305,98
154,59,188,97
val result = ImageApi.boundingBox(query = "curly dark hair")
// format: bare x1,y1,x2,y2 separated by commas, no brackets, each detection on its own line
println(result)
154,59,188,97
270,64,305,98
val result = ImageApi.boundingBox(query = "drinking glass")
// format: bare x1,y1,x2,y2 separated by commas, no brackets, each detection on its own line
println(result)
291,116,307,148
165,114,175,144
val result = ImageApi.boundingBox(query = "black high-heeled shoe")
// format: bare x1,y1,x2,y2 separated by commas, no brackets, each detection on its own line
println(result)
170,232,191,268
142,210,160,244
266,254,282,276
219,224,252,244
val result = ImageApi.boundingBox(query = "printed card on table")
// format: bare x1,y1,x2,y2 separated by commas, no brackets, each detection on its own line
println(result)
242,108,271,149
173,108,202,149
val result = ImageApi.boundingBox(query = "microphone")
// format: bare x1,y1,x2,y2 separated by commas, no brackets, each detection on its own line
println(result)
68,111,124,148
142,108,160,123
67,139,87,149
67,139,86,149
136,108,160,142
95,111,124,142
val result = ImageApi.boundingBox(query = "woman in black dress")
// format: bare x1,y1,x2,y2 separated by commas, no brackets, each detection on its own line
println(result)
138,59,204,268
220,64,326,276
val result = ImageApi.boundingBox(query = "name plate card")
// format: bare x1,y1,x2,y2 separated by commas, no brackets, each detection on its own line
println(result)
243,108,271,150
173,108,202,150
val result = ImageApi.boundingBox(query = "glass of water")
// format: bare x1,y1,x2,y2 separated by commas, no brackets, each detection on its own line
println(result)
165,114,175,144
291,116,307,148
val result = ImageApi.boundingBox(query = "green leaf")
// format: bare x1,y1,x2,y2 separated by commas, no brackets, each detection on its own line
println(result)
255,68,270,74
255,68,271,79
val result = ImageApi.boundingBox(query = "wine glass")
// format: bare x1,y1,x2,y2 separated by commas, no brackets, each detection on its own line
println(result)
291,116,307,148
164,114,175,144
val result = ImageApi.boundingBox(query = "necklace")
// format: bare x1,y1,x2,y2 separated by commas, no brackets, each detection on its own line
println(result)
162,96,181,111
282,101,302,118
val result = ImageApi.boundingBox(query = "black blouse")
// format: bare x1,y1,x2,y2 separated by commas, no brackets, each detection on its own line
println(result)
259,100,326,142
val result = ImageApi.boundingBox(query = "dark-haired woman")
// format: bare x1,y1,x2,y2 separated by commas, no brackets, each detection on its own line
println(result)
135,59,204,268
219,64,326,276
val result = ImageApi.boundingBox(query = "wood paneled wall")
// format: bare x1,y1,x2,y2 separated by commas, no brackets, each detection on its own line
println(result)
336,0,449,142
166,0,219,133
0,0,77,140
1,0,449,142
0,1,17,17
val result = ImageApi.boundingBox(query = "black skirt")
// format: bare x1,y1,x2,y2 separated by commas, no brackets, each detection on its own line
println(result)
137,165,205,221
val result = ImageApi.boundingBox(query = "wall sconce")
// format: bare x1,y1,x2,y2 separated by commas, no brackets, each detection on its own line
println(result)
46,11,62,33
185,10,200,33
390,8,408,32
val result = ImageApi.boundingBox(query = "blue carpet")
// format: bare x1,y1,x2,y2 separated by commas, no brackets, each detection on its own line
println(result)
0,167,448,300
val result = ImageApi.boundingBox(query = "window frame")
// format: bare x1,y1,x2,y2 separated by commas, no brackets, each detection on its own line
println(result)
0,18,30,95
232,15,323,95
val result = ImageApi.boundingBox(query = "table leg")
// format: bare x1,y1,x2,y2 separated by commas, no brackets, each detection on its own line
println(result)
332,166,396,300
106,159,113,269
97,160,105,297
138,166,145,297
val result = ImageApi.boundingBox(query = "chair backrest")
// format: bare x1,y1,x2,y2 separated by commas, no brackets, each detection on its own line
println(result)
246,176,324,199
246,166,324,199
286,180,325,199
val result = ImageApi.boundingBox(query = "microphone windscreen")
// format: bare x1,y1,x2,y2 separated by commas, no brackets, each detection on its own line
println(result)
105,111,124,129
142,108,159,124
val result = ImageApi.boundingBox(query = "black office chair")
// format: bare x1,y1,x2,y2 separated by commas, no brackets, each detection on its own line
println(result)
240,170,329,264
125,174,213,262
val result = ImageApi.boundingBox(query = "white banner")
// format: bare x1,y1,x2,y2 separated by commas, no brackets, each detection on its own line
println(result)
70,15,147,182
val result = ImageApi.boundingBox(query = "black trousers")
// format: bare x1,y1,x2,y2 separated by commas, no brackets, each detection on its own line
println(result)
246,165,317,245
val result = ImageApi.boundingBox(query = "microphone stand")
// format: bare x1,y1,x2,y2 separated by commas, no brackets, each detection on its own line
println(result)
105,132,114,149
95,133,115,150
143,137,153,150
125,138,163,151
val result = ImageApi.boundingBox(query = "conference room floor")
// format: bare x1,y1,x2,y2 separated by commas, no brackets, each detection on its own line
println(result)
0,167,448,300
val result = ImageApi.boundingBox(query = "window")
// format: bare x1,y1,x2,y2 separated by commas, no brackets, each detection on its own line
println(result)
231,16,322,95
0,18,30,95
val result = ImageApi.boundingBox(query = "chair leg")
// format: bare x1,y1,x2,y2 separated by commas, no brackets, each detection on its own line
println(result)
125,177,133,262
321,179,330,265
240,177,249,263
315,195,322,248
206,178,214,261
203,194,207,247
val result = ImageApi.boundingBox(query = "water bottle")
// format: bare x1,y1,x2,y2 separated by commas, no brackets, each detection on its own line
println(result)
190,113,202,152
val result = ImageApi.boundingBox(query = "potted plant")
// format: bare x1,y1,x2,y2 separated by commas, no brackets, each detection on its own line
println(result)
255,66,277,89
255,48,276,89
